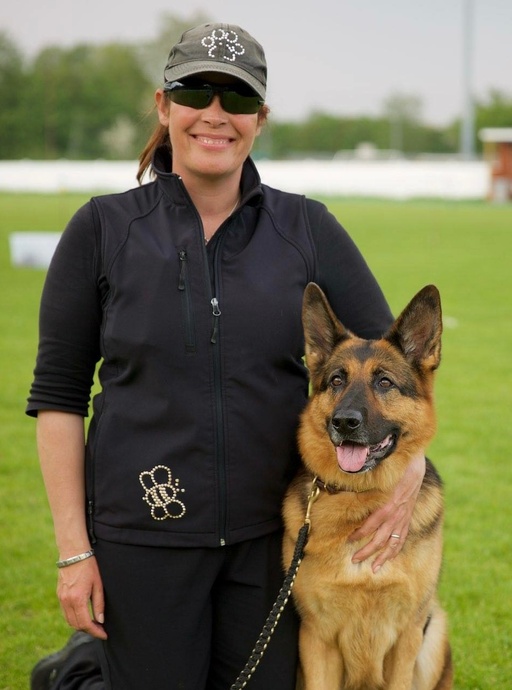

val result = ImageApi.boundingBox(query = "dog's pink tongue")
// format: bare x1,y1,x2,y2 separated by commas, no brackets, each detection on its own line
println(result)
336,443,368,472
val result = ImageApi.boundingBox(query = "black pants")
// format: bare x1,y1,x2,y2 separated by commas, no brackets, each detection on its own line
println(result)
65,532,298,690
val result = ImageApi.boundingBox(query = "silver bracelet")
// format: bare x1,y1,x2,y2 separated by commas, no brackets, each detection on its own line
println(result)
56,549,95,569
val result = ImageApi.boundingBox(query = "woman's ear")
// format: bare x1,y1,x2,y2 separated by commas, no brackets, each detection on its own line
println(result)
256,105,269,131
155,89,170,126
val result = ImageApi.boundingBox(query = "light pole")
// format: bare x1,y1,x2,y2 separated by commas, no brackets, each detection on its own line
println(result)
460,0,476,159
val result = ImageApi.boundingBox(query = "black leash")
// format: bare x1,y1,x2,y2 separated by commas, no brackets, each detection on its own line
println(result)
230,480,320,690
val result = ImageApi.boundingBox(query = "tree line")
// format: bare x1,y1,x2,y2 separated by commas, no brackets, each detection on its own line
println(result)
1,14,511,161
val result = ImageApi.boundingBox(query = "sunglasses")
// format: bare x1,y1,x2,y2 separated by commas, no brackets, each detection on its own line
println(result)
164,79,264,115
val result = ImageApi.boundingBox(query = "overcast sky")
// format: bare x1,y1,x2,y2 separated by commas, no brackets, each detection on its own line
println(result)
2,0,511,125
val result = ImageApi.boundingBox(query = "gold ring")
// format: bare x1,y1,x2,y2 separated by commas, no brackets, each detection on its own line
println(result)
390,533,401,539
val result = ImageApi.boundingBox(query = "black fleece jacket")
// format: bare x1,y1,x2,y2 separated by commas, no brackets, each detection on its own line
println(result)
27,149,393,548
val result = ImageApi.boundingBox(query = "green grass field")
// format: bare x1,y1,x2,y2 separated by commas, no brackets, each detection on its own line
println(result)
1,192,511,688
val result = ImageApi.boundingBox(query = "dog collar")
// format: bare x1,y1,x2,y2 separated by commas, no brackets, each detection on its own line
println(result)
313,476,372,495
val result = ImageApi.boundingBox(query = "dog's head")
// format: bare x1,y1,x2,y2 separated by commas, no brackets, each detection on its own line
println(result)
299,283,442,489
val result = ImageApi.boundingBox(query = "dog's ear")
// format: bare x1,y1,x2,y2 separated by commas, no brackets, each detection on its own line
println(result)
385,285,442,370
302,283,349,371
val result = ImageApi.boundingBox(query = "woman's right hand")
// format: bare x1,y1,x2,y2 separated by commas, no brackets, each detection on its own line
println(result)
57,556,107,640
36,412,106,639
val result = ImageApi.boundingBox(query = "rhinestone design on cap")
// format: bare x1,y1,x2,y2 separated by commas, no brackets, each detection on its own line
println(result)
201,28,245,63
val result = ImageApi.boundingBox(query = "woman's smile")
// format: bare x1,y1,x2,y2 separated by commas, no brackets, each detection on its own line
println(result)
192,134,235,148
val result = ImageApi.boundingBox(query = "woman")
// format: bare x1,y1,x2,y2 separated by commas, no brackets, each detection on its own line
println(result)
28,23,425,690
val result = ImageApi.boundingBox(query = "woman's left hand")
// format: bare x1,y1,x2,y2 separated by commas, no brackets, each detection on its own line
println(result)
349,452,426,573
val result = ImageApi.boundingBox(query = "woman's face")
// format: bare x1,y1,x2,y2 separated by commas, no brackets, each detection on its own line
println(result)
155,73,265,185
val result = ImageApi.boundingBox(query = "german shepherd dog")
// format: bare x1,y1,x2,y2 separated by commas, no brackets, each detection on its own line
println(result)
282,283,452,690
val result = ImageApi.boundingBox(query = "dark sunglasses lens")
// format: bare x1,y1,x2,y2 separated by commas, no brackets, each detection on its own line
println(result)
166,81,262,114
221,91,262,114
169,88,212,110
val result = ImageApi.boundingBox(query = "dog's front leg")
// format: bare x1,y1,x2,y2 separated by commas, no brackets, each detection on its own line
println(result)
298,621,343,690
385,624,423,690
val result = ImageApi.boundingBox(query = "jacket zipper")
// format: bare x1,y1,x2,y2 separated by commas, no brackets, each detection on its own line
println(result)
210,239,227,545
177,175,233,546
178,250,196,352
87,499,96,544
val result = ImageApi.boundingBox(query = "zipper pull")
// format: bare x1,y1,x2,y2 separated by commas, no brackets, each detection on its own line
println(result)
211,297,221,343
178,250,187,290
211,297,221,316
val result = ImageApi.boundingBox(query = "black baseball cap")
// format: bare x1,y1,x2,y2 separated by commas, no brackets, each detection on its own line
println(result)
164,23,267,100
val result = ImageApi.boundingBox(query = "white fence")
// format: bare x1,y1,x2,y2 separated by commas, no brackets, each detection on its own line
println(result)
0,159,490,200
4,158,493,269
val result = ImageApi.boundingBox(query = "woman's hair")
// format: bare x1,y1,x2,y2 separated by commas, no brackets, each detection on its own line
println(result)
136,95,270,184
137,94,171,184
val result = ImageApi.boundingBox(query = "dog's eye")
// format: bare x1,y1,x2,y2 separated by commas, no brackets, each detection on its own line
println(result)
378,377,395,389
330,374,345,388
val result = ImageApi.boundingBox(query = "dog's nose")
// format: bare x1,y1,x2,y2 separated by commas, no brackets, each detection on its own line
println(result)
331,409,363,432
